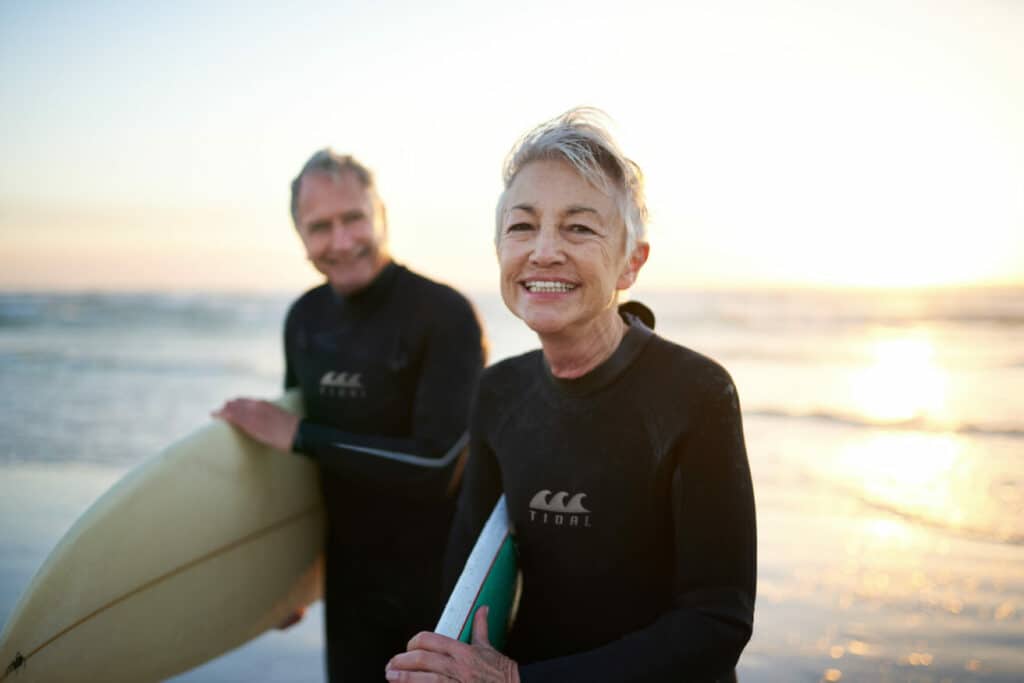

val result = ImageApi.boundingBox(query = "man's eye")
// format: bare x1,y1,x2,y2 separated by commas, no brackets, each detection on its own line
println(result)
308,222,330,233
506,223,533,233
342,211,366,225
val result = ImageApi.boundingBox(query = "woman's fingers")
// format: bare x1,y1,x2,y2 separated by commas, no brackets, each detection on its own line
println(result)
406,630,464,655
386,646,458,681
470,605,492,649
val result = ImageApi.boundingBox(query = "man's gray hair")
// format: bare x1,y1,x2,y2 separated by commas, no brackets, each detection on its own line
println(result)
290,149,376,225
495,107,648,256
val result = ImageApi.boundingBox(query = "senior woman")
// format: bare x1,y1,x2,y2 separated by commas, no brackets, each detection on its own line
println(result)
387,109,756,683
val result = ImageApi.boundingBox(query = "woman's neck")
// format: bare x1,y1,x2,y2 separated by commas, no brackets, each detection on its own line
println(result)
540,309,627,379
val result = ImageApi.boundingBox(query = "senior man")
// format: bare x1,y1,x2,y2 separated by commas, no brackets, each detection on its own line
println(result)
216,149,486,681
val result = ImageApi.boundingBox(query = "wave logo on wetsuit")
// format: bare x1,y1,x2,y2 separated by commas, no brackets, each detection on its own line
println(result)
319,371,367,398
528,490,592,528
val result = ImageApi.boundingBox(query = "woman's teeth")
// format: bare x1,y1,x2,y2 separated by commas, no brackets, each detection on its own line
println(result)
525,281,576,293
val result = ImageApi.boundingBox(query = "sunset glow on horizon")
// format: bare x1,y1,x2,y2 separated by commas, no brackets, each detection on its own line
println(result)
2,1,1022,293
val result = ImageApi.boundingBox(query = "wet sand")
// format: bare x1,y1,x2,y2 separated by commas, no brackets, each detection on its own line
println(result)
2,422,1021,682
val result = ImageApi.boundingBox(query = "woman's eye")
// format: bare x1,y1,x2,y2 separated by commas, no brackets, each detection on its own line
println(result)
506,223,533,233
568,224,595,235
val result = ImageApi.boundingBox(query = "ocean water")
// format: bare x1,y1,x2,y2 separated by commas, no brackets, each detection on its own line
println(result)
1,287,1022,682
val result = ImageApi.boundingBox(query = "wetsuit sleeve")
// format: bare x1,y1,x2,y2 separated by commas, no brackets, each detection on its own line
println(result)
441,395,504,594
518,374,756,683
292,297,484,498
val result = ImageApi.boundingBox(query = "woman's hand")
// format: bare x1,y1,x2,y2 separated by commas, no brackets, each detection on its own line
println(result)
385,606,520,683
212,398,299,453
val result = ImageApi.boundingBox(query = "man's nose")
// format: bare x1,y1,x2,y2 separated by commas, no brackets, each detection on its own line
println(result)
329,222,355,251
529,226,566,266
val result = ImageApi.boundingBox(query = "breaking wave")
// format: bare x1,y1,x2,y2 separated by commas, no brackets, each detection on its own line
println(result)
748,407,1024,440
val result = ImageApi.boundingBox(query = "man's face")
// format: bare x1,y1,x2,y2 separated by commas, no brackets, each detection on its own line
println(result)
294,170,389,295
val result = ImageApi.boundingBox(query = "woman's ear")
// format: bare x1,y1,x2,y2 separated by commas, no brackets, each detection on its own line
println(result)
617,242,650,290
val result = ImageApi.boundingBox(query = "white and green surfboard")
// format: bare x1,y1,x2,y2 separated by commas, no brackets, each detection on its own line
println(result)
435,496,519,650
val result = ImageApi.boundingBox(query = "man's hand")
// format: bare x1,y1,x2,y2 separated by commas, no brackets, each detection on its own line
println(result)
212,398,300,453
277,606,307,630
385,606,520,682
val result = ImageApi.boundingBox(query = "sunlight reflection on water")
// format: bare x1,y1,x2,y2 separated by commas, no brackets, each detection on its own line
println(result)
822,430,1021,545
847,331,949,425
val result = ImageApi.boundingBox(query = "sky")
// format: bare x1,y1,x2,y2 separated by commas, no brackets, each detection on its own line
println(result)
1,0,1022,293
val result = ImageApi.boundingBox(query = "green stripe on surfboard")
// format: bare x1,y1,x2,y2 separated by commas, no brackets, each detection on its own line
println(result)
457,534,518,649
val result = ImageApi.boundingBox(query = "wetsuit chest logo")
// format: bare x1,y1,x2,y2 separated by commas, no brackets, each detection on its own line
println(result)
528,489,592,528
319,371,367,398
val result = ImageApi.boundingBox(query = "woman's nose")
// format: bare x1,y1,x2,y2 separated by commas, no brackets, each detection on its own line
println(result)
529,227,565,265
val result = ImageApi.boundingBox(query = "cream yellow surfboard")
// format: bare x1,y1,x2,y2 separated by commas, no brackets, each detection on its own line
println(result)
0,391,323,682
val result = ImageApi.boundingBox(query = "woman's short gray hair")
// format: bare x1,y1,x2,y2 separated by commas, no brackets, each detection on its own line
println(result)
495,107,648,256
290,149,376,226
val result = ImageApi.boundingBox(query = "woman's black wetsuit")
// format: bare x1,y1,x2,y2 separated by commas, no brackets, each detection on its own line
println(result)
445,309,755,683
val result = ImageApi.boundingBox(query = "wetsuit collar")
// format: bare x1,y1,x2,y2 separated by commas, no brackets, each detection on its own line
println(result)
330,260,401,313
543,305,654,397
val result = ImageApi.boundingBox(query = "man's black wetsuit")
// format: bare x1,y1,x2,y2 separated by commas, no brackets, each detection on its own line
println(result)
285,262,485,682
445,308,756,683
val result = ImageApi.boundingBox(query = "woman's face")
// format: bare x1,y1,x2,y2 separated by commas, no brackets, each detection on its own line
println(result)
497,159,643,339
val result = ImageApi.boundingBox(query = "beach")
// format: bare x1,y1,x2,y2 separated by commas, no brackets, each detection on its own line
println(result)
1,287,1022,682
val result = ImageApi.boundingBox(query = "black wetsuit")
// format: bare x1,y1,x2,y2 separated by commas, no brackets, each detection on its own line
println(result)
285,262,485,682
445,309,756,683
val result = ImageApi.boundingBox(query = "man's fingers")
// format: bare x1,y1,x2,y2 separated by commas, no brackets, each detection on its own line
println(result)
470,605,492,648
212,398,247,419
276,606,305,630
212,400,266,442
214,399,264,422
